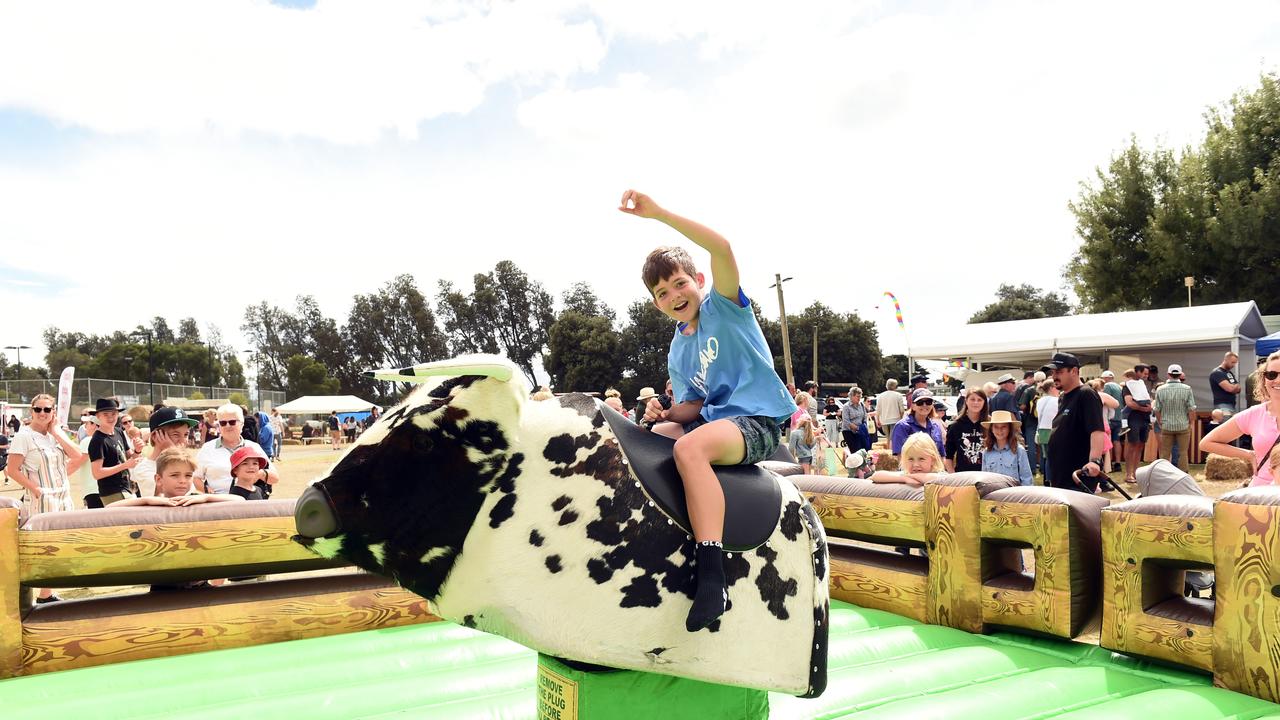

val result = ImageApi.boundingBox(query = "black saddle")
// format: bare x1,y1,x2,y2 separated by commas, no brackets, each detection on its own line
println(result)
600,404,783,552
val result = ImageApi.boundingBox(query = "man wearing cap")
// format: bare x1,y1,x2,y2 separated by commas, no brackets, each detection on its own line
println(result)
1100,370,1124,471
890,388,946,459
990,373,1019,415
134,407,201,496
1153,364,1197,470
1044,353,1106,493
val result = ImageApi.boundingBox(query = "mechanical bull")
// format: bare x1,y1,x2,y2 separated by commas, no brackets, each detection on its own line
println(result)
293,356,829,696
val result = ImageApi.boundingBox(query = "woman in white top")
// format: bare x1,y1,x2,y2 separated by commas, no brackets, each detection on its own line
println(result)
195,403,279,494
4,393,87,603
1033,380,1060,482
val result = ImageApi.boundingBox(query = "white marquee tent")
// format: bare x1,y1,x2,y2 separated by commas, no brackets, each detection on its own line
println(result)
908,301,1267,410
274,395,381,415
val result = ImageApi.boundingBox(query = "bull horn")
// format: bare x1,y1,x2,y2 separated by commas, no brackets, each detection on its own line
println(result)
364,354,515,384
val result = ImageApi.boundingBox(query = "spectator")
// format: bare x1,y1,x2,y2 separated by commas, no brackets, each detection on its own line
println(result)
1088,379,1120,474
1122,364,1154,484
787,416,824,475
113,448,243,508
75,407,96,442
343,415,358,443
531,387,555,401
1201,350,1280,487
1209,351,1241,418
1034,379,1059,482
840,388,870,452
1044,352,1105,493
1018,371,1045,470
200,409,219,444
981,409,1033,486
802,381,821,423
134,407,201,497
228,445,272,500
891,388,945,459
875,379,905,439
604,396,626,414
910,375,929,392
4,393,86,602
7,413,19,435
1100,370,1124,471
240,405,259,444
870,433,944,487
268,408,284,461
821,397,841,445
789,392,813,431
88,398,141,506
945,388,988,473
195,403,278,494
1153,364,1196,470
990,374,1018,415
327,410,341,449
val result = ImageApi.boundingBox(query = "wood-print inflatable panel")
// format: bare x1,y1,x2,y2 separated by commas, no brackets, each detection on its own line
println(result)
1101,508,1214,671
0,508,20,678
20,581,436,676
828,543,928,622
925,483,983,633
980,501,1075,637
1213,496,1280,702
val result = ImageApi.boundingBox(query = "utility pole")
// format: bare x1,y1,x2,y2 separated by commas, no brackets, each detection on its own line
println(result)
812,326,818,388
770,274,794,388
1185,276,1195,308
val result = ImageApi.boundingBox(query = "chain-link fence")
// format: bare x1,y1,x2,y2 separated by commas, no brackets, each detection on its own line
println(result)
0,378,286,412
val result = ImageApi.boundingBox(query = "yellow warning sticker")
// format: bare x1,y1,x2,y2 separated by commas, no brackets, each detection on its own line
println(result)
537,664,579,720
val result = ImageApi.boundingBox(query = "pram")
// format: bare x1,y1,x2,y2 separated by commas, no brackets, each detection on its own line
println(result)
1135,460,1214,598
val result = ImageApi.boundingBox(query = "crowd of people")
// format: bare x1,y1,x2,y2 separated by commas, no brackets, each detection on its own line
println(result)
588,348,1280,498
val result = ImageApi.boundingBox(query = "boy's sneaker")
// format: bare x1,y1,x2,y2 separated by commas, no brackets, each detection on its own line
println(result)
35,594,62,604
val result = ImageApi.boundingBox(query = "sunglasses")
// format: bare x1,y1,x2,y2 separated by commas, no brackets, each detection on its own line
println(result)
121,419,133,425
1265,370,1280,381
32,406,54,414
914,399,934,406
219,420,239,427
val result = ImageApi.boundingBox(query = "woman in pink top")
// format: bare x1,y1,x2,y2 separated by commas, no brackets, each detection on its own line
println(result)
1201,350,1280,486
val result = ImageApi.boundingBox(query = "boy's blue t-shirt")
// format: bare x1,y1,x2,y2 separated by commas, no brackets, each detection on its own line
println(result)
668,288,796,425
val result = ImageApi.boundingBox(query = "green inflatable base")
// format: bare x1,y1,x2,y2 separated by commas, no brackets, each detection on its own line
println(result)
536,654,768,720
2,600,1279,718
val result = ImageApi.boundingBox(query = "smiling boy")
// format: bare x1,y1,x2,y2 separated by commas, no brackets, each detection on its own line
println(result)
622,189,796,632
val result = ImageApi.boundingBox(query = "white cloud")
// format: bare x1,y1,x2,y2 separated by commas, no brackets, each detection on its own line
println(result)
0,0,605,144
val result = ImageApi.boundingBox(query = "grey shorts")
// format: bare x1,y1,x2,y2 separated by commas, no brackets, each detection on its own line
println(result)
681,415,781,465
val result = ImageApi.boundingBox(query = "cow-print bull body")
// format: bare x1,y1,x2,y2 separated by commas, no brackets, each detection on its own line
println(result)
300,365,828,697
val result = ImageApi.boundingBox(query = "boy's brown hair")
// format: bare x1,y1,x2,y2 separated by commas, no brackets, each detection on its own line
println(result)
155,447,197,476
641,246,699,295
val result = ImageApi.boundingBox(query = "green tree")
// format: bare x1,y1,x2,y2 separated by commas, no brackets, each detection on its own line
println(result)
880,355,929,387
448,261,556,387
1070,74,1280,313
436,279,501,356
759,302,883,392
560,282,616,323
616,298,674,402
545,313,621,392
284,354,341,397
346,274,448,402
968,284,1072,323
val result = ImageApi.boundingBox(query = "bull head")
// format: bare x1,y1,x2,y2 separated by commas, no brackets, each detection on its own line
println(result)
294,355,527,601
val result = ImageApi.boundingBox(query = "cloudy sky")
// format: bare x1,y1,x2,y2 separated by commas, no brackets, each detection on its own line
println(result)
2,0,1278,379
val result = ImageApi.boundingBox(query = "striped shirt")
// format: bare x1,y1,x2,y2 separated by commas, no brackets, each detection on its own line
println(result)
1153,380,1197,432
9,428,74,517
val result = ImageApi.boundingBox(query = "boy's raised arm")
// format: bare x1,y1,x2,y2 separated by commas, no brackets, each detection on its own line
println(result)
619,189,741,303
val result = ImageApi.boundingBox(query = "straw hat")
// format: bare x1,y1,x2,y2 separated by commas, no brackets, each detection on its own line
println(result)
981,410,1022,431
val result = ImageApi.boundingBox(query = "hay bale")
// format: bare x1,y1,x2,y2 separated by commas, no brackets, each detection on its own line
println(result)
1205,453,1253,481
874,452,899,472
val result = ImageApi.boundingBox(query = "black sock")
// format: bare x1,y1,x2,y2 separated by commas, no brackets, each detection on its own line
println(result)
686,541,727,632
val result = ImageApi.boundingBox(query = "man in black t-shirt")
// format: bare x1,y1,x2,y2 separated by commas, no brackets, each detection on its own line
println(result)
87,398,140,505
1044,353,1105,493
1209,351,1241,416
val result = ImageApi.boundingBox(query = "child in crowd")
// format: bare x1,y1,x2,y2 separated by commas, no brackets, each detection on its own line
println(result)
112,448,243,507
788,416,830,475
869,433,945,487
625,189,797,632
981,410,1033,486
228,445,272,500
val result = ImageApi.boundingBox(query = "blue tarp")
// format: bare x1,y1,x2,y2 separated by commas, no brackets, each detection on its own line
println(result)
1259,331,1280,357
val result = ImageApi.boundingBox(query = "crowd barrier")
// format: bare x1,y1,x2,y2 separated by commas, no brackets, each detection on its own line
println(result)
0,497,437,678
792,472,1280,704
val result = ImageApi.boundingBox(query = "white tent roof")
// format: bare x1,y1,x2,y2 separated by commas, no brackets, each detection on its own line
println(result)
909,301,1267,364
274,395,380,415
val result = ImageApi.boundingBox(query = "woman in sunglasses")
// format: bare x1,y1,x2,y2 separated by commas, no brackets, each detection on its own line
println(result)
889,388,946,459
1201,350,1280,487
4,394,86,602
194,403,278,494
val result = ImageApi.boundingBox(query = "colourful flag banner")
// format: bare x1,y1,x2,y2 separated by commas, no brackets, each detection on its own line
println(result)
57,366,75,427
881,291,905,330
